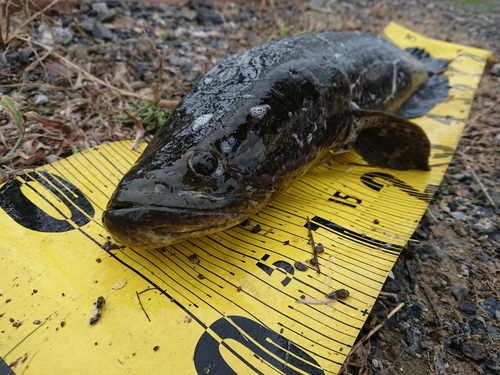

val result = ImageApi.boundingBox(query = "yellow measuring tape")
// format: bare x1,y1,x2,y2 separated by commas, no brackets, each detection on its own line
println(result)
0,23,490,375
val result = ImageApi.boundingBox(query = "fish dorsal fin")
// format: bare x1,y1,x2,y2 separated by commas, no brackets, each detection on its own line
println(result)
350,109,430,171
404,47,449,74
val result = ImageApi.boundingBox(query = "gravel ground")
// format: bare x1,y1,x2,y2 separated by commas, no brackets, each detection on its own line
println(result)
0,0,499,374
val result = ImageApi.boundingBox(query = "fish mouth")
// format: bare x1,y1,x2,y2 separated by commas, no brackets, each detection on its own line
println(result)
102,204,249,248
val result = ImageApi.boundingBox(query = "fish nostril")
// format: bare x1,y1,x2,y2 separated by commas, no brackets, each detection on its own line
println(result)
154,182,169,193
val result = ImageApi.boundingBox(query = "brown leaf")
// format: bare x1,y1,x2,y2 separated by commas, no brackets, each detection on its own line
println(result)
19,139,50,161
45,61,74,80
0,169,8,184
123,110,145,152
454,189,470,197
23,111,65,130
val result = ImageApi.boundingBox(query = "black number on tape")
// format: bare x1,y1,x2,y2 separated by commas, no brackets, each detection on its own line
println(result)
360,172,436,203
306,216,402,253
0,171,94,232
404,33,417,42
194,316,324,374
328,190,362,208
257,255,294,287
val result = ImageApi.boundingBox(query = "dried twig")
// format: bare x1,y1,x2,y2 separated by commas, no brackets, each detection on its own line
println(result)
0,83,73,91
457,152,496,207
306,216,321,274
136,291,151,322
419,280,442,327
142,26,163,106
21,43,53,84
462,127,500,138
123,109,145,151
63,0,89,38
4,0,61,46
15,36,178,110
465,97,500,130
348,302,405,357
296,298,335,305
467,165,496,207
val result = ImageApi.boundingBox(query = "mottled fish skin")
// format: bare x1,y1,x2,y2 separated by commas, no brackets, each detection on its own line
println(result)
102,31,431,247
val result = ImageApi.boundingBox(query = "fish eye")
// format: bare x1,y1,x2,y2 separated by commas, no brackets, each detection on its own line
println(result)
189,151,219,176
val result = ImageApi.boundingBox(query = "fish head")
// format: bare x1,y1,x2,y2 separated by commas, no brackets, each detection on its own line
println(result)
102,106,272,248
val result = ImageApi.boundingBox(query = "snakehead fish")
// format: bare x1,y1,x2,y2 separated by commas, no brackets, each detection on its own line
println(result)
102,31,448,247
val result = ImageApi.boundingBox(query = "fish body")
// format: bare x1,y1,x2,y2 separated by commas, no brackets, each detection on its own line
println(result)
102,31,448,247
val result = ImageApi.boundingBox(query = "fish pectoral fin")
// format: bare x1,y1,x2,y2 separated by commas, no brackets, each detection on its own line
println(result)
350,109,430,171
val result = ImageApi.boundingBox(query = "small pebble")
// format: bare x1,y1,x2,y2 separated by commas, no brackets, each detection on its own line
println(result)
294,261,308,271
450,211,467,221
491,63,500,76
458,264,470,277
308,258,318,266
461,340,487,361
459,302,477,315
250,224,261,233
35,95,49,105
314,243,324,253
335,289,350,299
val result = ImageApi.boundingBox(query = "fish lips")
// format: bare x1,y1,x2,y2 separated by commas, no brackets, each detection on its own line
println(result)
102,204,251,248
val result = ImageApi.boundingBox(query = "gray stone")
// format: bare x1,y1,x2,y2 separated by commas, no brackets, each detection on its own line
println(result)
197,7,223,24
181,8,198,21
187,0,214,9
450,285,468,301
473,218,496,233
92,2,115,22
450,211,468,221
348,345,369,367
92,21,114,41
35,95,49,105
461,340,487,361
458,263,470,277
399,321,411,331
152,18,167,28
51,27,74,45
486,356,500,371
491,63,500,76
459,302,477,315
407,326,423,351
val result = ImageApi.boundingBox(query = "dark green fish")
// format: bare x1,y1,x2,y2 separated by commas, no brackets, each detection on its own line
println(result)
102,31,448,247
